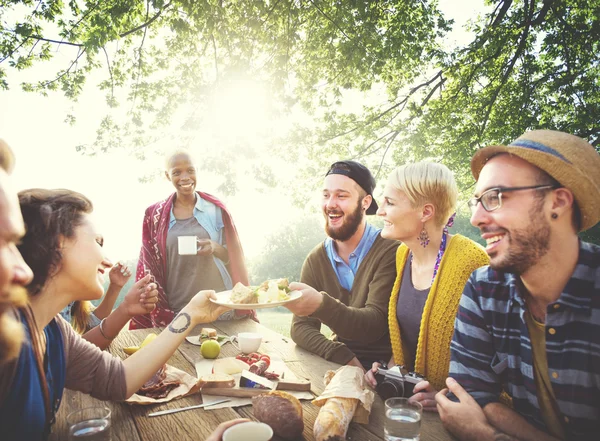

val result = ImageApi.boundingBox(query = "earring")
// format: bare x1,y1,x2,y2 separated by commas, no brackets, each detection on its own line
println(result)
551,213,558,219
418,226,430,248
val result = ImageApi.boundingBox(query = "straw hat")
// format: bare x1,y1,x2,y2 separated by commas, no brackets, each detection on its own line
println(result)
471,130,600,231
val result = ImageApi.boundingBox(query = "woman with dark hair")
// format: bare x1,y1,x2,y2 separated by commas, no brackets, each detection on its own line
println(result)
130,149,255,328
0,188,231,440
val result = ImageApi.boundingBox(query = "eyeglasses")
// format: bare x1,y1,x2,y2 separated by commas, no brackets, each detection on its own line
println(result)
468,185,558,214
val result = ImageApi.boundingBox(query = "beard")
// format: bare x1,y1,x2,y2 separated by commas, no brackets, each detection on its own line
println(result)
324,200,364,242
488,201,551,275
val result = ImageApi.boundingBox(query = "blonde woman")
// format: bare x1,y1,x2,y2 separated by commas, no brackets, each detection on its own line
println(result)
365,161,489,411
60,262,133,335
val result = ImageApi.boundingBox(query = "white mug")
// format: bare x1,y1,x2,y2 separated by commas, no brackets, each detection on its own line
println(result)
178,236,198,255
222,421,273,441
231,332,262,354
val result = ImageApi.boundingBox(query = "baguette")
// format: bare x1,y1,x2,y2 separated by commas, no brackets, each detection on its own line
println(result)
313,396,359,441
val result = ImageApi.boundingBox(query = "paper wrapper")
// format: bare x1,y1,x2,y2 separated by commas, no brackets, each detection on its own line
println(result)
126,364,205,405
312,365,374,424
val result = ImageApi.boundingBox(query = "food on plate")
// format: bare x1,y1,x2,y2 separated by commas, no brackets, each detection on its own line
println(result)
200,327,217,340
249,359,269,376
137,364,181,399
201,373,235,388
252,391,304,440
313,397,358,441
230,283,258,304
236,353,279,380
122,332,157,355
212,358,249,375
200,339,221,359
229,279,293,305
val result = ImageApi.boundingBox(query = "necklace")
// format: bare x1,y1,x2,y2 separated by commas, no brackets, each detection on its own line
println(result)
410,230,449,287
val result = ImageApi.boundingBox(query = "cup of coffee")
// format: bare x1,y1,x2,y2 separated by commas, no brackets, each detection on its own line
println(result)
178,236,198,255
231,332,262,354
222,421,273,441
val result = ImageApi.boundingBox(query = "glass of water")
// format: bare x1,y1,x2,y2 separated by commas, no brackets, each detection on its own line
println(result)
67,407,112,441
384,397,423,441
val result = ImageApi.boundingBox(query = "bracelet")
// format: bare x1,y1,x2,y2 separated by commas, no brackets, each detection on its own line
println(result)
98,318,114,340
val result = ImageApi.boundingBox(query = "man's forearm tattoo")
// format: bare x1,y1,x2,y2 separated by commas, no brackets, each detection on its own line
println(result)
168,312,191,333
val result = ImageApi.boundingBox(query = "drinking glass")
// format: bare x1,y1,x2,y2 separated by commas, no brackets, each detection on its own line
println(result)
67,407,112,441
384,397,422,441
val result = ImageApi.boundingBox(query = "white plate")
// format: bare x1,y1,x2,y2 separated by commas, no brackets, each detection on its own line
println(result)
211,290,302,309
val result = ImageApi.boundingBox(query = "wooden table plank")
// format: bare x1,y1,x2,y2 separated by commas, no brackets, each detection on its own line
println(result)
51,319,454,441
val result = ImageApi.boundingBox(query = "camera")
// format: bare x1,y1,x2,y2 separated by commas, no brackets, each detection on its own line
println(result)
374,365,425,400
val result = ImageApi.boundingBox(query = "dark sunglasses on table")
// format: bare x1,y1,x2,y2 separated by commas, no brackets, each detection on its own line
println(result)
468,184,559,213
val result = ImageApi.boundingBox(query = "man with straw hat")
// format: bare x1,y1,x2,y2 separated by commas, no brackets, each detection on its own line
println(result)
436,130,600,441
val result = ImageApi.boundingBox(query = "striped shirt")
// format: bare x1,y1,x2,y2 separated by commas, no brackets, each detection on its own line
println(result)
450,241,600,440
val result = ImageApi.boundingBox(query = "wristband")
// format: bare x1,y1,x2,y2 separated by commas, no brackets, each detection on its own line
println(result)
98,318,114,340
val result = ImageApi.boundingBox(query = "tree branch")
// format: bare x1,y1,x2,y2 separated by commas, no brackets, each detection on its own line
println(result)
491,0,513,27
130,0,151,113
120,1,173,39
478,0,535,139
211,34,218,80
102,46,114,101
41,47,87,87
317,70,443,144
25,36,84,47
531,0,554,26
307,0,352,42
374,130,399,179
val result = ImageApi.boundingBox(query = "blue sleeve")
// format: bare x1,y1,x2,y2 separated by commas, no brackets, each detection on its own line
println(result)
449,274,502,408
216,207,226,247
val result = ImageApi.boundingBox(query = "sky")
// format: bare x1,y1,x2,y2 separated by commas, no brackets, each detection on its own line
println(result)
0,1,488,262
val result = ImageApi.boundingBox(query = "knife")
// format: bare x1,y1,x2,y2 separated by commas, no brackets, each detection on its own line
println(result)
147,399,230,417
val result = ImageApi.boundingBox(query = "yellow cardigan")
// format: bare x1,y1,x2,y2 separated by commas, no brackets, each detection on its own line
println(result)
388,234,489,391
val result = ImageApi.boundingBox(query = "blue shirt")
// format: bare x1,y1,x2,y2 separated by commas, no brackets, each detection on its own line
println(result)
1,312,66,441
449,241,600,440
324,223,381,290
168,194,232,289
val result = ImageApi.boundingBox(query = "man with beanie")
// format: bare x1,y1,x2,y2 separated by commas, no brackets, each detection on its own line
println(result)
285,160,399,370
436,130,600,441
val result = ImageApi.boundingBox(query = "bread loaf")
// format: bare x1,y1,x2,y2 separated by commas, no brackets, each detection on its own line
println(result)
313,397,358,441
200,327,217,339
252,390,304,439
201,373,235,388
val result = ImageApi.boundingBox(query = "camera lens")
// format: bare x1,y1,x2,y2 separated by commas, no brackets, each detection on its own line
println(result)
376,380,405,400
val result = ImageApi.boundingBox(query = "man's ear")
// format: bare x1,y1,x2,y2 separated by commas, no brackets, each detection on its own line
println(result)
551,188,574,215
164,170,171,181
421,203,435,223
362,194,373,212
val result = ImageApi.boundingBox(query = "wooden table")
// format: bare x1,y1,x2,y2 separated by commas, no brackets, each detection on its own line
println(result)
50,319,454,441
